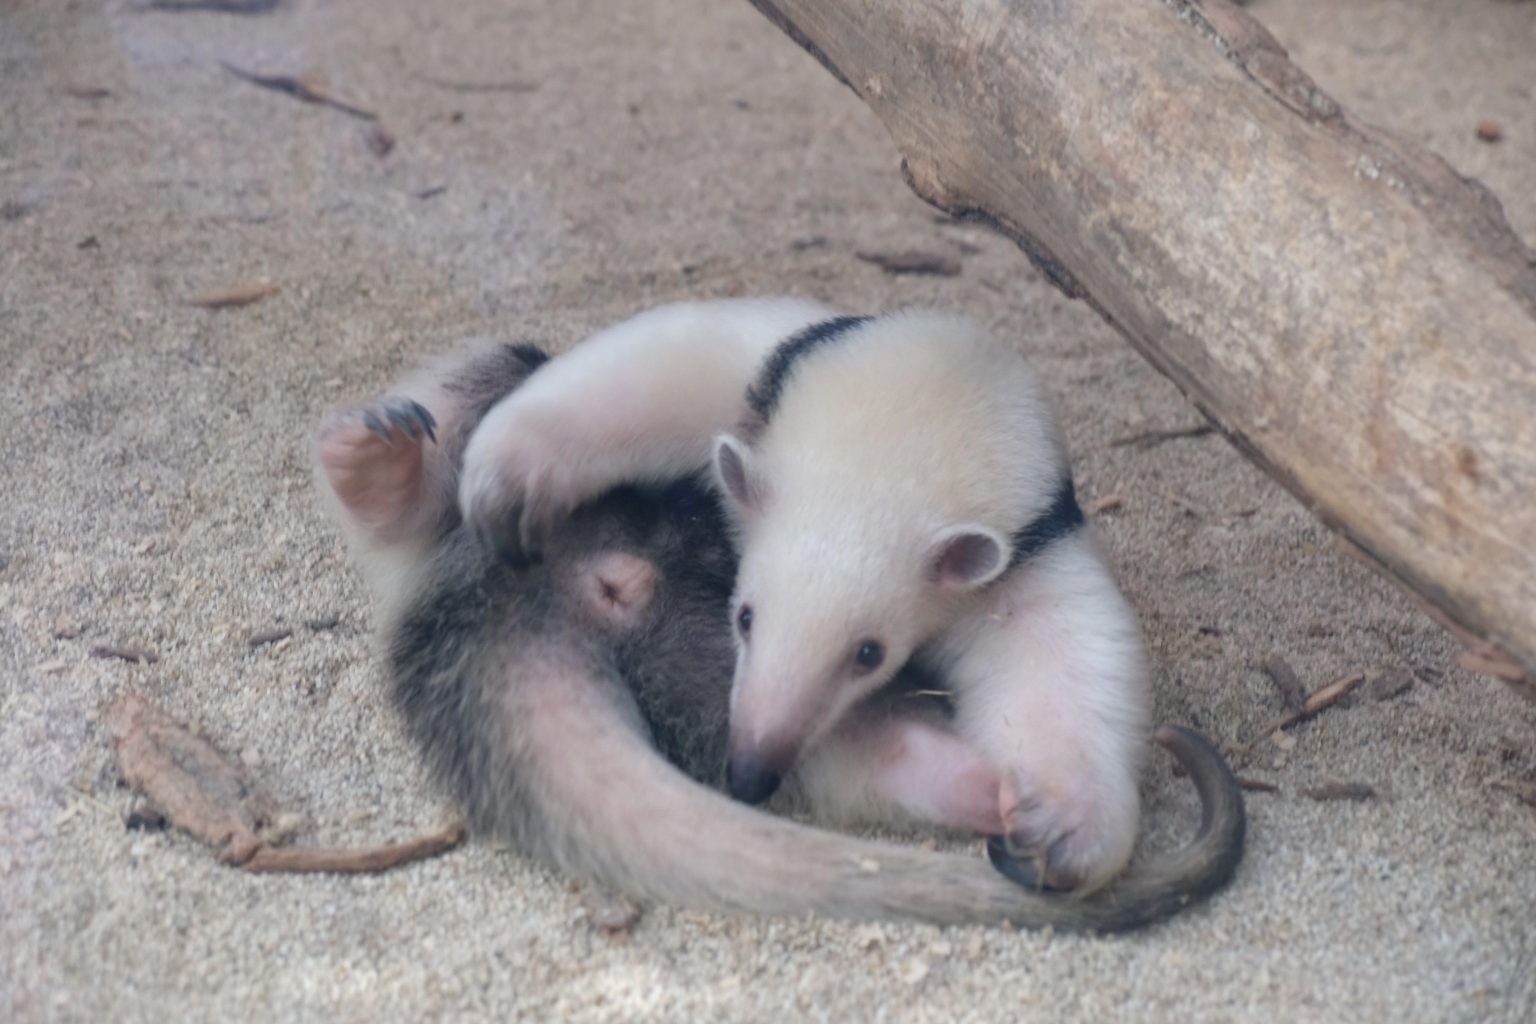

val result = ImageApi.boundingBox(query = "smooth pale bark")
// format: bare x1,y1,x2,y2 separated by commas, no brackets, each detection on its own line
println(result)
746,0,1536,698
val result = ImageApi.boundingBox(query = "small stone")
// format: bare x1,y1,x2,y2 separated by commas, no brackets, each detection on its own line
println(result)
899,957,930,986
852,924,886,950
264,812,305,845
51,613,83,639
239,748,264,770
1475,120,1503,143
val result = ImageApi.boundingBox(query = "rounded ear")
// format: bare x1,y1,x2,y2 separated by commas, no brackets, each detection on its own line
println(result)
712,433,761,517
927,525,1011,592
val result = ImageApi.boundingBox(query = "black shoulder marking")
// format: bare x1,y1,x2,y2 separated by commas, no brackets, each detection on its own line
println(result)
746,315,872,426
504,342,551,372
1009,476,1085,566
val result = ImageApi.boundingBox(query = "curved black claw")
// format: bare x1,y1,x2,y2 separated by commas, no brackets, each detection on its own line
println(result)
363,408,391,442
386,399,437,443
986,836,1074,894
360,398,437,445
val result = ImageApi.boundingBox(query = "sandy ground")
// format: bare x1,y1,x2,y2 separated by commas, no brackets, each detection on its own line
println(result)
2,0,1534,1021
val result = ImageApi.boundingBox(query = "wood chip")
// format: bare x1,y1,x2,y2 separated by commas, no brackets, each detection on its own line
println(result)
220,62,376,120
365,124,396,157
577,884,643,935
1108,423,1214,449
1458,649,1528,683
1475,120,1503,143
247,627,292,648
1261,655,1307,713
187,281,279,309
1237,777,1279,793
1088,493,1124,515
91,644,159,664
1303,782,1376,803
855,249,962,276
1485,777,1536,809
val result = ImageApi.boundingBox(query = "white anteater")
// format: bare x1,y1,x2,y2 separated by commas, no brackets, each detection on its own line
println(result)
457,301,1176,892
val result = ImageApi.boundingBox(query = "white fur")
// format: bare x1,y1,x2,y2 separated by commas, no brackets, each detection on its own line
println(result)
716,311,1147,888
459,298,831,546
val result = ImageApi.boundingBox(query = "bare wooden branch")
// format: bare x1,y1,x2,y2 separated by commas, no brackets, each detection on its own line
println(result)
108,692,464,874
744,0,1536,698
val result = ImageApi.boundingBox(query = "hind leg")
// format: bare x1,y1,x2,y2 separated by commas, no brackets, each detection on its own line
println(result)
787,704,1004,837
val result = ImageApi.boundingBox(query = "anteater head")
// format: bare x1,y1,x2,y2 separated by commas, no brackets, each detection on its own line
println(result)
712,433,1012,805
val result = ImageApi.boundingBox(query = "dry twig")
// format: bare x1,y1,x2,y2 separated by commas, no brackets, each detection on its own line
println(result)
855,249,961,276
92,645,159,664
220,62,376,120
1240,672,1367,753
1108,424,1214,449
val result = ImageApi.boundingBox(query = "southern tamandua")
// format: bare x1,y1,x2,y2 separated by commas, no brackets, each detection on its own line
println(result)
460,301,1149,892
317,337,1245,926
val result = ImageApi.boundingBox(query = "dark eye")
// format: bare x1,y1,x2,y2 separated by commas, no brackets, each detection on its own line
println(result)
737,604,753,637
854,640,884,672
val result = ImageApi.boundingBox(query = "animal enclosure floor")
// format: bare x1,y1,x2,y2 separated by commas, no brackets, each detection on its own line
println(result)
2,0,1533,1021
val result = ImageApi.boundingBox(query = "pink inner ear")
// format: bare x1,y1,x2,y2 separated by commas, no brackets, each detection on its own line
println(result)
714,436,757,512
931,530,1005,589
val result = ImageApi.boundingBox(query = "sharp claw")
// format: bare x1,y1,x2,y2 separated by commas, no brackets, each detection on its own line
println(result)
408,401,438,443
385,405,418,438
362,410,392,443
986,837,1044,891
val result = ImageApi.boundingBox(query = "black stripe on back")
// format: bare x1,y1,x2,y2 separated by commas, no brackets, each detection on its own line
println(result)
1009,476,1085,566
746,315,872,425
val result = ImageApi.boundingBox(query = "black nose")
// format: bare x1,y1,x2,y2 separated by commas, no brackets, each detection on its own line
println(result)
726,750,783,805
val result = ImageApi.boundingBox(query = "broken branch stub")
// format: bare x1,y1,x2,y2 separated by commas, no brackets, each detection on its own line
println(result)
744,0,1536,699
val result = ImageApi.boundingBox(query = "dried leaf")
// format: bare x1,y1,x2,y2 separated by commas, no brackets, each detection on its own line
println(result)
188,281,279,309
